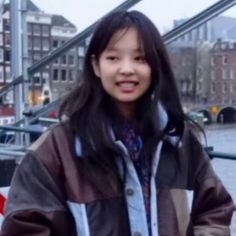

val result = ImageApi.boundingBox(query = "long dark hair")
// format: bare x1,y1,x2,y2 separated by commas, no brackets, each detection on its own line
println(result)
59,10,186,176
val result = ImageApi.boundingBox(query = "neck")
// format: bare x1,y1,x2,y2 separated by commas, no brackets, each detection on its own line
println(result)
116,102,136,120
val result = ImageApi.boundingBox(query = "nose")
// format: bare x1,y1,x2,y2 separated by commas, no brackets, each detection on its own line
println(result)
119,58,135,75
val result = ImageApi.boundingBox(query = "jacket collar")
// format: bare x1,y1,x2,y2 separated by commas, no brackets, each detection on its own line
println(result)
157,103,182,147
74,103,181,157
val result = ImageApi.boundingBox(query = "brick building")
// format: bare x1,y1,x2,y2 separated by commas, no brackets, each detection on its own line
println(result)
209,39,236,104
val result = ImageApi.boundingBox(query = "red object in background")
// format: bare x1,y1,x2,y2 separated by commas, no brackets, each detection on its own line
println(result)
48,111,58,118
0,106,15,116
0,193,6,215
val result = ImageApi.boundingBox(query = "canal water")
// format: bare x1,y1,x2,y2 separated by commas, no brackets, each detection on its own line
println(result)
204,124,236,234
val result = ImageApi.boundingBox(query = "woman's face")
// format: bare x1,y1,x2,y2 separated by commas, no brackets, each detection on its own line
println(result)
92,27,151,118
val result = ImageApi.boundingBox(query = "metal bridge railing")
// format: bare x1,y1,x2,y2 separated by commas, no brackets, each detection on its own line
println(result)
207,151,236,161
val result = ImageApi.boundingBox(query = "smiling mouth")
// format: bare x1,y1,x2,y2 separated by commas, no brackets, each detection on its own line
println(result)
116,81,139,88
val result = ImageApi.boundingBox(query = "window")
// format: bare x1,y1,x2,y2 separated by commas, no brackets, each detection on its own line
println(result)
27,23,32,34
53,69,58,81
53,40,58,48
33,38,41,49
42,72,49,79
78,46,85,56
33,72,41,84
42,72,49,84
42,39,49,50
61,69,67,81
210,56,216,66
4,50,10,62
68,55,74,65
222,55,228,65
85,37,91,46
42,25,50,36
4,91,13,104
33,24,41,35
33,53,41,62
53,58,59,65
27,38,33,50
3,19,10,31
69,70,76,81
33,76,40,84
4,34,10,45
61,55,67,65
222,83,227,93
6,66,11,81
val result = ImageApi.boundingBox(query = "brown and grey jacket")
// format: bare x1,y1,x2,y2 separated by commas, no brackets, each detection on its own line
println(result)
0,121,234,236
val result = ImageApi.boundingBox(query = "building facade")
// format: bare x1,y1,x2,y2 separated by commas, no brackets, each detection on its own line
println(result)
209,39,236,105
168,15,236,109
50,14,79,100
0,0,79,106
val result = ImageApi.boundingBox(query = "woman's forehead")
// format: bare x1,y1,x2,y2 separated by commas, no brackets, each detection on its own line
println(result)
105,27,144,51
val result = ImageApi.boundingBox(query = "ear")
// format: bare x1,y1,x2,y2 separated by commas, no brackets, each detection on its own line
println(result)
91,55,100,77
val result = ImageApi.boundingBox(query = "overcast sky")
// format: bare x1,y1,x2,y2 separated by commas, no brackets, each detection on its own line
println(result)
33,0,236,33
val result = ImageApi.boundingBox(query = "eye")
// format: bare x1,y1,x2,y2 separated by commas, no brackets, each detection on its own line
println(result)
134,56,147,63
106,56,119,61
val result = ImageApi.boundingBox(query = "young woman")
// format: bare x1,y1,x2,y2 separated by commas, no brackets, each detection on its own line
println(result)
1,10,234,236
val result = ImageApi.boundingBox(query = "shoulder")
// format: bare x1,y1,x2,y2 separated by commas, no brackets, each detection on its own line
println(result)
181,120,203,148
178,120,207,163
26,121,76,176
28,121,73,153
181,121,216,183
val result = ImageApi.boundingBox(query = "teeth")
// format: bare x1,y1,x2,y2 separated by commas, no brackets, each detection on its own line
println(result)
118,82,137,88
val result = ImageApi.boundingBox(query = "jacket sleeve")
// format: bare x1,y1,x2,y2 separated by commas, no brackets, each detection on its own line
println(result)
188,131,234,236
0,152,75,236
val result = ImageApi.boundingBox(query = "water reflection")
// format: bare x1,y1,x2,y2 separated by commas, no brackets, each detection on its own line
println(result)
205,123,236,153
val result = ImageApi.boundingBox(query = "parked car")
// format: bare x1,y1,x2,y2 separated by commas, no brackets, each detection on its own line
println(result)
187,111,207,127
